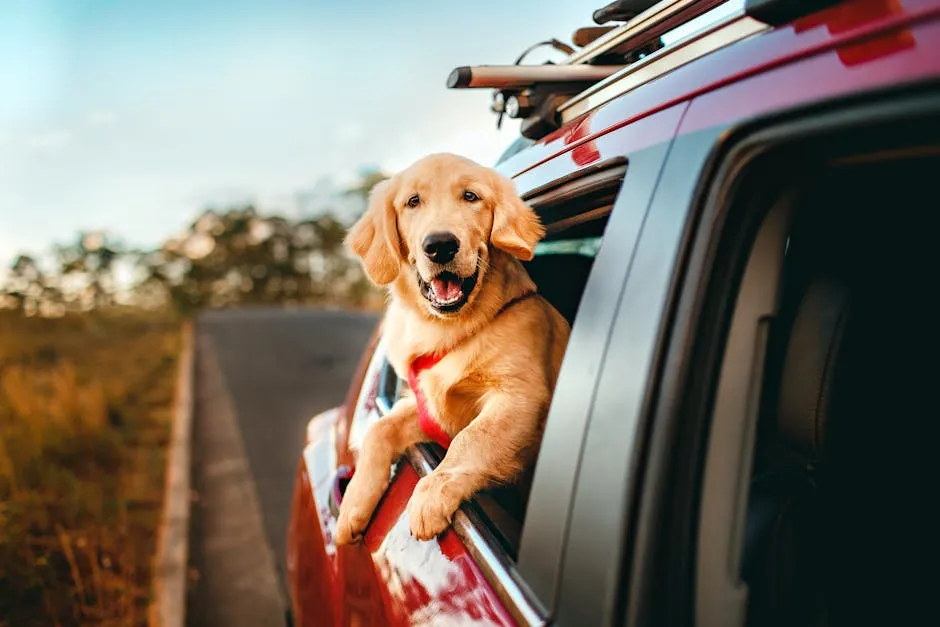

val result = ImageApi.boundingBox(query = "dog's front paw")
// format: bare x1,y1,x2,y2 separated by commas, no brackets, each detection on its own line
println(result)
334,498,373,546
407,474,459,541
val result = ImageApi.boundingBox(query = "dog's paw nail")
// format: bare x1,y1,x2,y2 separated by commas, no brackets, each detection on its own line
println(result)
407,492,452,541
335,508,370,546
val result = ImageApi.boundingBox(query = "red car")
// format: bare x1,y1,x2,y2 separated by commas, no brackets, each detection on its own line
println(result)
287,0,940,624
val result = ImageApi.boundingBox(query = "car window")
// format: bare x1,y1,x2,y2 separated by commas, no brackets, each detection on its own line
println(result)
370,163,624,559
351,102,686,618
346,334,388,453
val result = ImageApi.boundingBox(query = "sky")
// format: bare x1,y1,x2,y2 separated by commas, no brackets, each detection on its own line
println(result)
0,0,743,271
0,0,599,267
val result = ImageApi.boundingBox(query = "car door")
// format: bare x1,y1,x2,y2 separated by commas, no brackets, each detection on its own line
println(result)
321,102,689,626
550,4,940,627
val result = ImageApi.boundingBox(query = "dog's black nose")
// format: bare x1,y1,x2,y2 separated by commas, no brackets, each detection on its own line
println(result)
423,232,459,264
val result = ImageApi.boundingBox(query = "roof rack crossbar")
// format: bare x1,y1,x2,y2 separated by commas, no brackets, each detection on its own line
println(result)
447,65,625,90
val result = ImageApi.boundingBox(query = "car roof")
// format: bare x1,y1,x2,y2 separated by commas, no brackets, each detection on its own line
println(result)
496,0,940,179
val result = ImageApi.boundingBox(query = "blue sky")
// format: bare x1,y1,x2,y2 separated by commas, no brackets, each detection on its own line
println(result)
0,0,597,267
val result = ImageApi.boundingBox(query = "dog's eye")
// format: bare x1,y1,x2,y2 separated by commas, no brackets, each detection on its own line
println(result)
406,194,420,208
463,190,480,202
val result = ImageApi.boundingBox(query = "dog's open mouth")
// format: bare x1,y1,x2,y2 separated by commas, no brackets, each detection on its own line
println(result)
418,269,479,314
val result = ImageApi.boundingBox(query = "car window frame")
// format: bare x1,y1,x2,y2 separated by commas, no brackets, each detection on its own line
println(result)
517,105,689,615
552,125,726,627
344,119,685,622
361,154,635,625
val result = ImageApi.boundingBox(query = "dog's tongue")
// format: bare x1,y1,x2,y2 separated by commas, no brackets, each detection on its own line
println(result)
432,276,462,301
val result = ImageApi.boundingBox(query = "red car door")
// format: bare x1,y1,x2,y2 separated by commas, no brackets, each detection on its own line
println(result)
288,330,517,626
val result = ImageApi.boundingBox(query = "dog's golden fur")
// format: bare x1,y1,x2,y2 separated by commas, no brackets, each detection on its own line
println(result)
335,153,570,543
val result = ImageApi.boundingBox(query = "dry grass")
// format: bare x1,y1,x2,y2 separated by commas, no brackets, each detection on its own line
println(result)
0,310,181,627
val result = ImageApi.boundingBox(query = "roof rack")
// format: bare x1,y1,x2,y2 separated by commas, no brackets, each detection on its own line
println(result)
570,0,728,65
449,0,834,141
559,2,768,124
448,0,741,140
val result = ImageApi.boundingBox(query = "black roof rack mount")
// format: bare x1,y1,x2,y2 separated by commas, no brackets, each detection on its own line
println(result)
593,0,662,24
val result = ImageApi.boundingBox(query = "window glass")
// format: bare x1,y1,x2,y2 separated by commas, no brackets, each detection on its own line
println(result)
347,335,387,452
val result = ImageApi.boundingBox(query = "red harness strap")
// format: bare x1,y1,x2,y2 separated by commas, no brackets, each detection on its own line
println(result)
407,352,452,449
405,292,537,450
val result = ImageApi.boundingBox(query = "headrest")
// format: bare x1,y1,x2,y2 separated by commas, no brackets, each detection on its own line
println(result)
777,278,850,460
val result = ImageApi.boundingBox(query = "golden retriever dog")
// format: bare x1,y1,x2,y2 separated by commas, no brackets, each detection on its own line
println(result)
335,153,570,544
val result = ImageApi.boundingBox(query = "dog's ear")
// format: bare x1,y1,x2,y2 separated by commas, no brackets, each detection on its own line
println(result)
345,179,403,285
490,173,545,261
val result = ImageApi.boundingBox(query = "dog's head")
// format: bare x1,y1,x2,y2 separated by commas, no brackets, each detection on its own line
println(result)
345,153,543,317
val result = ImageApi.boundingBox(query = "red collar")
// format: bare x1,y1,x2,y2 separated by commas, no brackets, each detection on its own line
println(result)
406,291,537,450
407,352,452,448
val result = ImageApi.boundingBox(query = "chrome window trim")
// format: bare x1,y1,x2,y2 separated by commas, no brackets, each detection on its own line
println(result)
403,446,546,627
545,204,615,235
373,361,546,626
521,158,628,203
559,12,768,124
374,394,393,416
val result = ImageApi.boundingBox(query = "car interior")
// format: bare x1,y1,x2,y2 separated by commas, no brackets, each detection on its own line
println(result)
738,145,938,626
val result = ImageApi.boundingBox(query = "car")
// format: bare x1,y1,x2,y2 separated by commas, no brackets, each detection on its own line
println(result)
286,0,940,624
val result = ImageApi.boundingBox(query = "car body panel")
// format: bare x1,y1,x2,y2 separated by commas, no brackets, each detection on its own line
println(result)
503,99,686,194
682,1,940,133
287,407,342,627
286,0,940,624
287,339,520,626
556,127,727,627
357,462,516,626
515,107,686,610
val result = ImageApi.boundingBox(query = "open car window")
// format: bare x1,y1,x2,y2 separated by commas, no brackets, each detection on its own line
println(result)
367,159,627,560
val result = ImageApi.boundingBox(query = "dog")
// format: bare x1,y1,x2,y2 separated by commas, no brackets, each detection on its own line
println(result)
335,153,570,544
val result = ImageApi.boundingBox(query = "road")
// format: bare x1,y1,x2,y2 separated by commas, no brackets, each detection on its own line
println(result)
186,308,379,627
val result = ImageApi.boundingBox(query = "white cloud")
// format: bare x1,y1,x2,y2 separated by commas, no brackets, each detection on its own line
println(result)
86,110,117,127
22,129,72,152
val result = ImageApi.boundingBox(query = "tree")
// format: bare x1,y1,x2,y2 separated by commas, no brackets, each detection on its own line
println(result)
3,255,45,314
343,168,390,222
55,232,122,310
1,181,389,317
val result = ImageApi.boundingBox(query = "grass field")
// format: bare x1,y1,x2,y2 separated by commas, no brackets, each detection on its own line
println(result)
0,310,181,627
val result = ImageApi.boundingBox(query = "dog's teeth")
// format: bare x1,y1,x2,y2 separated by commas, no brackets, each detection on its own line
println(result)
431,291,462,305
427,275,465,308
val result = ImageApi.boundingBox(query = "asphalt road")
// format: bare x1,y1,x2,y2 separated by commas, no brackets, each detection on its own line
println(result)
186,308,379,627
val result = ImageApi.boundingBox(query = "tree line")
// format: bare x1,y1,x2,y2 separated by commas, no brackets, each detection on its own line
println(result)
0,170,388,317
